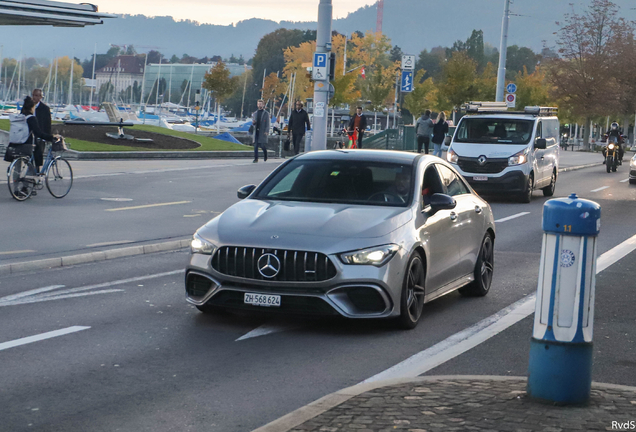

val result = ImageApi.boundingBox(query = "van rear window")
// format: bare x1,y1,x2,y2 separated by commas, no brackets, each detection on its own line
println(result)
455,118,535,144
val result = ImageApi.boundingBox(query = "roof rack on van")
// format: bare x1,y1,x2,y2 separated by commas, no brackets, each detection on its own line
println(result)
524,106,558,115
462,101,509,113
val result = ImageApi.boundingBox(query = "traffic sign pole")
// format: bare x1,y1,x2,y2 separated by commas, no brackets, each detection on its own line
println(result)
311,0,333,152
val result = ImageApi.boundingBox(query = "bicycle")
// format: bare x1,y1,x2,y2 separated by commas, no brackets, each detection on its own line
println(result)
7,139,73,201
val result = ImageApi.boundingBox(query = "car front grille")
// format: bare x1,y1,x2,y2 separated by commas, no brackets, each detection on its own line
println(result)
211,247,337,282
457,157,509,174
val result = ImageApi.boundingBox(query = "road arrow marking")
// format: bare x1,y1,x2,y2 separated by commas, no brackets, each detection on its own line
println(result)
0,326,91,352
591,186,610,192
620,178,629,183
236,324,296,341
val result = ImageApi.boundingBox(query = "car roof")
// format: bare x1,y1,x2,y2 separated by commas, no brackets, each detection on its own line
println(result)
461,114,556,121
295,149,422,164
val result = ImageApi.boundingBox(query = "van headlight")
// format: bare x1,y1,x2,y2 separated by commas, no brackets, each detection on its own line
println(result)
447,148,458,164
339,244,400,267
508,149,529,166
191,233,216,255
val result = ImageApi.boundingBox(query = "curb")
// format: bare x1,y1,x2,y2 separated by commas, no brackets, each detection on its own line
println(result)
558,162,600,173
251,375,636,432
63,149,274,160
0,238,190,276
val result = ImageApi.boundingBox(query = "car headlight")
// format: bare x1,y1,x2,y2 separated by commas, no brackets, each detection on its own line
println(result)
631,157,636,167
447,148,458,164
191,233,216,255
608,144,615,150
339,244,400,267
508,148,529,166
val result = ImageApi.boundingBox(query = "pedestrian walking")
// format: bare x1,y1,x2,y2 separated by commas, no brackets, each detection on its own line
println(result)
251,99,270,163
287,101,311,155
347,107,368,149
32,88,51,173
432,111,448,158
415,110,434,154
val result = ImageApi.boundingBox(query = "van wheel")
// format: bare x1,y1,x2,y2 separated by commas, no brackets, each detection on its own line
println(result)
542,171,556,197
520,175,533,203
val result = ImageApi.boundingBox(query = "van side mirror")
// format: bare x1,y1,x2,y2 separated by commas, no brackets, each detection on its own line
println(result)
535,138,547,149
428,193,456,214
237,184,256,199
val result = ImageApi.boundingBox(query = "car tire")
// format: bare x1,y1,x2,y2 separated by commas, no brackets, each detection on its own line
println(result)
519,174,533,203
459,233,494,297
542,170,556,197
630,178,636,185
397,253,426,330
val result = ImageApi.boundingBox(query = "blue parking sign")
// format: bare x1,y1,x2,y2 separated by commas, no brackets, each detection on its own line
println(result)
314,53,327,68
401,70,414,92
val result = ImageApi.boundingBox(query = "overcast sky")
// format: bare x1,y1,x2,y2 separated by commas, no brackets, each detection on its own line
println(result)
95,0,378,24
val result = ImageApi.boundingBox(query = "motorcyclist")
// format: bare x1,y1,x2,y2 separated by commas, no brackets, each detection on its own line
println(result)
603,122,625,164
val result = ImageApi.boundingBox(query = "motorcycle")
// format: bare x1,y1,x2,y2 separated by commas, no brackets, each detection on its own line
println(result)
605,136,620,173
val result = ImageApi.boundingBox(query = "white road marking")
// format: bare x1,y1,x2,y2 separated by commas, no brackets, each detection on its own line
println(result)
0,270,183,307
100,198,133,202
183,214,202,218
591,186,610,192
0,250,36,255
495,212,530,223
86,240,134,248
363,233,636,383
74,162,267,180
105,201,191,212
620,178,629,183
0,326,90,352
236,324,296,341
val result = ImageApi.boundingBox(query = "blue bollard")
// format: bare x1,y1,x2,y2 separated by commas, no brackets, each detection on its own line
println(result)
527,193,601,404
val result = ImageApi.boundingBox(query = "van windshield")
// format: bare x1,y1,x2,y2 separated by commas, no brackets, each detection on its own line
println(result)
455,118,535,144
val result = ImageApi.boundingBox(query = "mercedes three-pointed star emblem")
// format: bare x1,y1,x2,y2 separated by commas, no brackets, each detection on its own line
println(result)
257,253,281,278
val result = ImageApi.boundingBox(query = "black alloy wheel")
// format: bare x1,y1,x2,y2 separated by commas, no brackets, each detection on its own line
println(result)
397,254,426,329
459,234,494,297
542,170,556,197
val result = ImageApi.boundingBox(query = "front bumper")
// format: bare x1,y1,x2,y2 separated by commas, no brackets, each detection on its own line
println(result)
630,167,636,179
185,252,402,319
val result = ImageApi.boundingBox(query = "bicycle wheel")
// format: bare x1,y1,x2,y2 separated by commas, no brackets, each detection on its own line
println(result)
7,157,36,201
45,157,73,198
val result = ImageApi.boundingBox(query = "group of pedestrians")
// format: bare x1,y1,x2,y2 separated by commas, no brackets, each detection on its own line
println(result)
415,110,449,157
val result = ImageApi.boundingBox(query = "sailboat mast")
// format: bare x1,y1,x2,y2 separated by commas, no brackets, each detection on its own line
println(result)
89,43,96,108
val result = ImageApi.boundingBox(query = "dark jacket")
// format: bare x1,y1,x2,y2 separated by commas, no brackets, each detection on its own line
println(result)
26,115,54,144
288,109,311,136
432,120,449,145
35,102,52,136
251,109,270,145
348,114,368,133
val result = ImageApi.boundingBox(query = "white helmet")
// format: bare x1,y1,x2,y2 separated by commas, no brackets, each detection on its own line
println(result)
611,122,619,130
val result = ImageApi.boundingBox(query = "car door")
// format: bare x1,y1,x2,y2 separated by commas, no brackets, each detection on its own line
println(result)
533,121,548,187
416,164,462,292
436,163,482,277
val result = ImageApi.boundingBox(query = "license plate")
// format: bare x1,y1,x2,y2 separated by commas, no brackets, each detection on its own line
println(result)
244,293,281,307
473,176,488,181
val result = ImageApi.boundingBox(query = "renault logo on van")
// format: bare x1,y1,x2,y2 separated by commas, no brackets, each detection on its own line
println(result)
478,156,487,166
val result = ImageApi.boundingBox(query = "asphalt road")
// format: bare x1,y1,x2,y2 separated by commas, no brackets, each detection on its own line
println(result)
0,154,634,432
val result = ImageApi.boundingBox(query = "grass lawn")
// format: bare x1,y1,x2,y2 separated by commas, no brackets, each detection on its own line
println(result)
0,119,251,152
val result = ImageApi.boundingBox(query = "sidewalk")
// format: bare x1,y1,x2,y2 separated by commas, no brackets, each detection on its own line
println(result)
256,376,636,432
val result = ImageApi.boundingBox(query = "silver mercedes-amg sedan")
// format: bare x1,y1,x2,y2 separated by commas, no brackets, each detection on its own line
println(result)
185,150,495,329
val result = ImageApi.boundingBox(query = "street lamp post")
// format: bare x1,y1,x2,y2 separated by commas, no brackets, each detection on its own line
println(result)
496,0,511,102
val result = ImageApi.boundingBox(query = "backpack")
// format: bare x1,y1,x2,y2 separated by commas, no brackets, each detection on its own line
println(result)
9,114,33,144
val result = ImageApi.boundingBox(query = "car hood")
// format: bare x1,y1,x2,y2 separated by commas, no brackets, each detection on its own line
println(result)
450,142,528,158
199,199,412,247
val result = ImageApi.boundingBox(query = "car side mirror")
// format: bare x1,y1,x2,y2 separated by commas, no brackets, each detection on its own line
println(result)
237,184,256,199
428,193,456,213
535,138,547,149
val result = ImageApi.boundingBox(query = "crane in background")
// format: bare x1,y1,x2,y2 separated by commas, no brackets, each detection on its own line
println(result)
376,0,384,34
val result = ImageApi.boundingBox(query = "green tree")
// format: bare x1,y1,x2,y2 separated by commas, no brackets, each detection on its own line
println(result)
403,70,437,118
203,60,239,104
437,51,478,111
390,45,403,63
514,67,553,109
505,45,540,80
448,30,485,71
415,47,446,80
361,64,394,111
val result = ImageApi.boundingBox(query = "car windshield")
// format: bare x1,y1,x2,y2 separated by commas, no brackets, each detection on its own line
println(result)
254,159,414,207
455,118,535,144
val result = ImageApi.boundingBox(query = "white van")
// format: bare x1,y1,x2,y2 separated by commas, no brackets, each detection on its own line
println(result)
446,104,560,203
